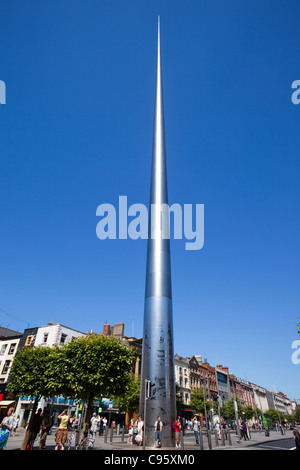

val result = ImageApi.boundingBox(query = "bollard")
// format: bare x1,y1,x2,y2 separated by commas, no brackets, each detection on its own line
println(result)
207,429,212,450
221,427,225,446
110,426,113,442
199,429,203,450
214,429,219,446
181,430,184,450
227,429,232,446
121,425,125,442
104,428,108,443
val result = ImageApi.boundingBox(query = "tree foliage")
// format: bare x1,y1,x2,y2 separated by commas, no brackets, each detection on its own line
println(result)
47,334,135,403
112,373,140,418
8,333,136,429
189,388,211,415
7,345,56,399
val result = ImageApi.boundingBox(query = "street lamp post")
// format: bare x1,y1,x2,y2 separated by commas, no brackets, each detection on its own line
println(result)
233,392,241,444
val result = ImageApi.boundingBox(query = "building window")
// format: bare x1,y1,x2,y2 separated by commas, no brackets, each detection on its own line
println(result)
8,343,16,355
43,333,49,344
60,334,67,344
25,336,34,347
0,344,7,355
2,360,10,374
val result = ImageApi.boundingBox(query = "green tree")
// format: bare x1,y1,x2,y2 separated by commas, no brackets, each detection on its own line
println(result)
221,399,244,420
294,406,300,423
265,408,279,423
189,388,211,416
112,373,140,420
48,333,135,427
244,405,255,421
7,345,56,449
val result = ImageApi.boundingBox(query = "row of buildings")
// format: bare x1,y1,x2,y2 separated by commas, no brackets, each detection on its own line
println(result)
0,322,298,426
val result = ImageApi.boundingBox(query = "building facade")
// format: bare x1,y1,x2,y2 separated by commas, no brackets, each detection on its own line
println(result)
251,383,269,413
0,328,22,417
174,354,191,405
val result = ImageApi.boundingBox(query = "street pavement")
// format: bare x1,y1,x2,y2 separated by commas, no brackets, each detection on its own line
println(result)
4,427,297,452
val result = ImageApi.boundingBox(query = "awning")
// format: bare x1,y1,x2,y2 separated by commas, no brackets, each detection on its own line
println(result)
0,400,15,407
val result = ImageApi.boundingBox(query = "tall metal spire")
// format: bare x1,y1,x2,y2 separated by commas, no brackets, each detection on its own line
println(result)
140,17,176,448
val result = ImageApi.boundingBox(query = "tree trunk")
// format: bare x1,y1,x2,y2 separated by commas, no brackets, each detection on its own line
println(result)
21,396,39,450
85,395,93,429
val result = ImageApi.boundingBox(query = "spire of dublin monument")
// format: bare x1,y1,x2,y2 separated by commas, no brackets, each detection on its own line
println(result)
140,17,176,448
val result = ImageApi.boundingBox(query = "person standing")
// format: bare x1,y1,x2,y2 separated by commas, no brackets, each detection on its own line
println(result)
27,408,43,449
242,421,249,440
90,413,100,439
137,417,144,439
0,407,14,450
181,417,186,436
54,409,69,450
102,416,107,435
39,410,53,450
192,416,199,446
293,429,300,450
154,416,163,448
127,419,134,445
215,421,221,440
174,418,181,448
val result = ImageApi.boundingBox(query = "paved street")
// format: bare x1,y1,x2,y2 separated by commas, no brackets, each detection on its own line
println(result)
4,427,296,451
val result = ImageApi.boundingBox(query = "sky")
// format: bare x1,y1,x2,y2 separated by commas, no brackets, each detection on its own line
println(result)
0,0,299,401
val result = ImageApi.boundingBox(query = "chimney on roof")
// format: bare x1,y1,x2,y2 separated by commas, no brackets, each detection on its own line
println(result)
103,324,111,336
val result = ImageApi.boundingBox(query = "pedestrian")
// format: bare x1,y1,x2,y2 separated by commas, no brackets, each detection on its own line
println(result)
90,413,100,439
192,416,199,446
12,414,20,437
174,418,181,448
68,413,76,431
293,429,300,450
181,417,186,436
215,421,221,440
39,409,53,450
102,416,107,435
27,408,43,449
128,419,134,445
132,419,138,444
99,416,103,436
54,409,69,450
137,417,144,438
154,416,163,448
0,407,14,450
242,421,249,440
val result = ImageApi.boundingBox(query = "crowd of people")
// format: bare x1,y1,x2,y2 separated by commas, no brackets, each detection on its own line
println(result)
1,405,300,450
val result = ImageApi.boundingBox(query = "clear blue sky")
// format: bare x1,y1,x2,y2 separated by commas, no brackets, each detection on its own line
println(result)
1,0,299,400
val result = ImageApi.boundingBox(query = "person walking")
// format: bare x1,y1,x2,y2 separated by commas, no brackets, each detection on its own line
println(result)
174,418,181,448
39,409,53,450
293,429,300,450
0,407,14,450
154,416,163,448
54,409,69,450
27,408,43,449
242,421,249,440
192,416,199,446
90,413,100,439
